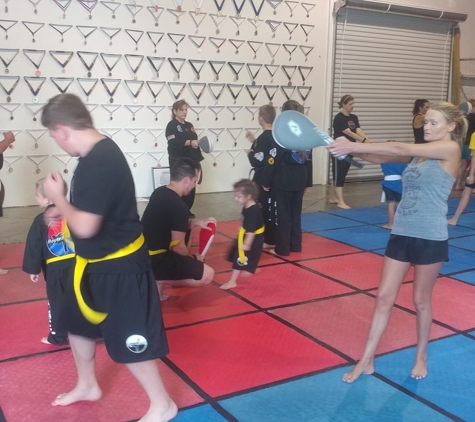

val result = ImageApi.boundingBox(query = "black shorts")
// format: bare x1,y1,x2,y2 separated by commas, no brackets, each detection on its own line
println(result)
226,237,264,274
332,157,351,187
61,269,169,364
385,234,448,265
382,187,402,203
151,251,204,281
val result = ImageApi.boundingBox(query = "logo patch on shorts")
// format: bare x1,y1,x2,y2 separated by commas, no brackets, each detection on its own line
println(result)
126,335,148,353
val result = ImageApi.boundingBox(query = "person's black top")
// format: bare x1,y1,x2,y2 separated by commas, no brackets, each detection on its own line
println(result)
247,129,274,186
465,113,475,146
71,138,146,271
242,203,264,233
413,115,427,144
142,186,190,254
22,212,74,277
166,118,203,168
261,141,313,191
333,112,360,141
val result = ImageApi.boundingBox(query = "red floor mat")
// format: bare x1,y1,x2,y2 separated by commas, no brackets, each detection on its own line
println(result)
161,283,257,328
271,294,454,360
0,242,26,269
214,264,354,309
189,226,231,246
395,277,475,331
0,267,46,304
0,345,203,422
215,220,241,238
167,312,346,397
300,252,414,290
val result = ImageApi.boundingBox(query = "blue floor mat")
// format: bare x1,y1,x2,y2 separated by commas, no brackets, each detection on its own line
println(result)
448,196,475,212
375,335,475,422
174,405,228,422
448,224,475,238
440,246,475,275
449,270,475,286
301,212,365,232
452,213,475,230
327,206,388,225
449,235,475,252
219,367,451,422
318,226,390,250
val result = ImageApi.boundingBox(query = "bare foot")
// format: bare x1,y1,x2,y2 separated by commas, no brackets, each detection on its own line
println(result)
454,185,464,191
410,356,428,380
447,218,457,226
139,399,178,422
51,385,102,406
41,337,53,345
0,268,8,275
220,280,237,290
263,243,275,249
342,360,374,383
337,203,351,210
329,199,338,204
381,224,392,230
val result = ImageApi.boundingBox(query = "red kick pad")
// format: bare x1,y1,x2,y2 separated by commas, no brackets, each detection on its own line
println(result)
214,264,353,309
0,267,46,305
161,283,257,328
300,252,414,290
396,277,475,331
271,293,454,360
0,345,203,422
0,242,26,269
167,312,346,397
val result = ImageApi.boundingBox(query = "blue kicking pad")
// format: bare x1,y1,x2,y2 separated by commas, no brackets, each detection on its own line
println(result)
301,212,365,232
318,226,390,250
219,366,451,422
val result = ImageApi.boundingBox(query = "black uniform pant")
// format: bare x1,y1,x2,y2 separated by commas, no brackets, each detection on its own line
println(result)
257,184,276,246
274,188,304,256
332,157,351,187
46,272,69,345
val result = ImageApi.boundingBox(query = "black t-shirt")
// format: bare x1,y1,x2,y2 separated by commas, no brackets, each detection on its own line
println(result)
141,186,190,252
242,203,264,233
247,130,274,186
465,114,475,146
333,112,360,141
71,138,144,268
166,118,203,167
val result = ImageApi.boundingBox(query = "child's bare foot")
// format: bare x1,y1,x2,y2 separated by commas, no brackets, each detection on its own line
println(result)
410,356,428,380
51,385,102,406
447,217,458,226
139,399,178,422
382,224,392,229
455,185,464,191
263,243,275,249
342,360,374,383
337,203,351,210
220,280,237,290
0,268,8,275
329,199,338,204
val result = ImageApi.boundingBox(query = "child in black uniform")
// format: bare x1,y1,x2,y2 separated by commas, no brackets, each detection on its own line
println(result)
246,104,277,247
22,178,73,346
222,179,264,290
40,94,176,421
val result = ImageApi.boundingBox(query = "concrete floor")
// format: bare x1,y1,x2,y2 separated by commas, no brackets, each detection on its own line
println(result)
0,181,462,245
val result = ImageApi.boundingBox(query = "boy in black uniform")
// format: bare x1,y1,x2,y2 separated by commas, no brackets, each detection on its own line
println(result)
262,100,313,256
41,94,176,421
23,177,73,346
142,158,216,301
221,179,264,290
246,104,276,248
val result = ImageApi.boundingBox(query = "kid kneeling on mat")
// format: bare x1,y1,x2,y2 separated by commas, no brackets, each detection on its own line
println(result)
221,179,264,290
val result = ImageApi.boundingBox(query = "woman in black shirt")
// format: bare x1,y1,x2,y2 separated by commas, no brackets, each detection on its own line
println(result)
331,95,371,209
165,99,204,211
412,99,429,144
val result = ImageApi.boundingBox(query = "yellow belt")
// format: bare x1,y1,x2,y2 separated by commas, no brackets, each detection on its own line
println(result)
46,253,76,264
149,240,180,256
75,233,145,325
237,226,265,266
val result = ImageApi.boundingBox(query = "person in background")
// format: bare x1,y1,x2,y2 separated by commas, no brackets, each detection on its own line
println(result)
454,99,475,190
412,99,430,144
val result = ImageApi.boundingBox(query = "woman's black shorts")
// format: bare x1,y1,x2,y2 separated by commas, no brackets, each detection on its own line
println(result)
385,234,448,265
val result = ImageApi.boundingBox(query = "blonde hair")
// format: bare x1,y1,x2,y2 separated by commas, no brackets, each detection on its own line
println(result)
36,178,68,197
429,102,468,146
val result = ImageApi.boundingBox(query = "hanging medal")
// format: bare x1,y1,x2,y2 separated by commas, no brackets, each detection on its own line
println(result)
0,103,20,120
148,151,166,166
172,0,183,11
229,39,244,55
23,49,45,76
101,127,121,139
52,0,72,19
28,0,42,15
100,27,121,46
168,57,186,79
227,128,242,146
53,154,73,174
284,0,297,17
209,14,226,35
146,32,164,54
50,77,74,94
281,65,296,85
147,82,165,104
249,0,264,20
188,83,206,104
188,36,206,53
298,66,313,86
101,104,121,120
49,24,72,43
231,0,245,18
283,44,297,61
228,62,244,81
230,16,245,36
124,105,143,121
27,154,48,174
147,5,165,27
247,18,263,36
124,80,144,103
77,51,98,78
247,64,262,85
26,129,46,149
147,129,164,147
0,20,18,40
101,1,121,19
188,106,206,121
189,10,206,34
168,33,186,53
280,85,295,100
193,0,204,13
22,21,45,43
245,85,261,105
125,29,144,51
100,78,120,103
77,77,99,102
264,64,279,83
0,76,19,102
267,0,282,15
2,155,22,173
247,41,263,59
168,8,185,24
209,150,223,167
147,106,165,122
100,53,121,77
299,45,314,62
24,102,45,121
297,86,312,104
208,128,224,143
300,24,314,42
125,152,144,168
125,128,144,144
227,106,242,121
245,106,259,121
213,0,225,16
147,56,165,79
227,149,242,167
85,103,98,114
77,0,98,20
265,20,281,38
209,37,226,53
0,49,19,74
208,83,225,104
3,0,9,13
209,61,225,81
125,54,144,80
189,59,206,80
227,84,243,104
208,105,224,120
77,26,98,46
265,43,280,64
283,22,298,40
24,76,46,102
168,82,186,100
125,3,143,23
301,2,315,18
263,85,278,105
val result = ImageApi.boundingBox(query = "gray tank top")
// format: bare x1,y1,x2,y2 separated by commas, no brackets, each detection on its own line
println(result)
392,158,454,241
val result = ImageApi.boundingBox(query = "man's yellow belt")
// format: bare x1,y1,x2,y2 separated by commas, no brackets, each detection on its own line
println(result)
237,226,265,266
75,233,145,325
46,254,76,264
148,240,180,256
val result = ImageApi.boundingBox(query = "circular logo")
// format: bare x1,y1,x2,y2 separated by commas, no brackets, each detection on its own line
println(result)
268,157,274,165
126,335,148,354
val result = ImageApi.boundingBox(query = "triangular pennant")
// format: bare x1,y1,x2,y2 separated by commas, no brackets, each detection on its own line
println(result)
264,64,279,81
188,105,206,121
23,49,45,73
245,85,262,104
100,78,120,101
52,0,72,17
300,24,314,41
148,128,165,141
265,42,280,63
125,29,144,50
0,103,21,119
0,75,20,101
49,51,74,73
22,21,45,42
227,84,244,103
267,0,283,14
147,106,165,121
0,48,19,73
209,83,225,102
76,25,97,45
101,1,121,18
49,23,72,42
168,82,186,100
188,59,206,79
299,45,314,62
168,58,186,78
77,51,99,76
147,56,165,78
125,3,144,23
265,19,281,37
228,62,244,80
0,20,18,40
247,41,263,59
280,85,295,100
189,11,206,32
297,66,313,84
245,106,259,120
124,104,144,121
229,39,245,53
100,128,121,138
247,64,262,81
188,82,206,103
77,0,98,17
209,106,224,120
227,128,243,144
168,33,186,53
100,53,121,76
24,102,46,121
283,22,298,39
283,44,298,61
148,151,167,164
147,6,165,27
100,27,121,45
50,77,74,93
85,103,98,113
209,14,226,34
227,107,242,121
24,76,46,98
125,54,145,77
101,104,121,120
284,0,298,17
147,31,165,53
297,85,312,103
188,35,206,52
282,65,297,80
209,61,225,80
124,79,144,102
230,16,245,36
301,2,316,17
77,77,99,100
146,81,166,103
263,84,278,104
209,37,226,53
